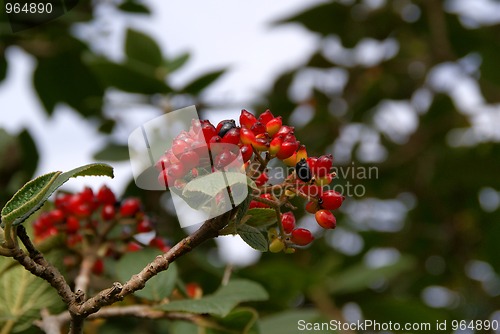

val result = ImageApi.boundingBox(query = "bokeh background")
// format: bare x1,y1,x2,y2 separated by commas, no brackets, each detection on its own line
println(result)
1,0,500,333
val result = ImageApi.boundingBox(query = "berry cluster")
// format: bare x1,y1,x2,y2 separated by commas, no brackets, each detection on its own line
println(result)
33,185,170,274
155,109,345,252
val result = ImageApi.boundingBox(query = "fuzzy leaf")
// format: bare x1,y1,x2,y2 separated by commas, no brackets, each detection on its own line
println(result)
244,208,277,228
238,224,268,252
157,279,268,317
1,163,113,227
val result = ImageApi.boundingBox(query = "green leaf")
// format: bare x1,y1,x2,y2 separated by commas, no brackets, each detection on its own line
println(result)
158,279,268,317
0,53,6,82
94,143,130,161
237,224,268,252
327,255,416,295
118,1,150,14
259,309,324,334
125,29,163,68
244,208,277,228
116,248,178,301
33,45,104,117
212,307,259,334
0,255,65,333
1,172,61,227
182,69,225,95
182,172,248,210
234,195,251,225
88,58,171,94
166,53,190,73
1,163,114,227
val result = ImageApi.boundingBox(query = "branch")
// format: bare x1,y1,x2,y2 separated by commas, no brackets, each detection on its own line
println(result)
72,210,233,319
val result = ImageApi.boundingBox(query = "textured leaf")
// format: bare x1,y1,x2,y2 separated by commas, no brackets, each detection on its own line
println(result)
158,279,268,317
1,163,113,227
244,208,277,228
182,69,225,95
94,143,130,161
116,248,178,301
0,255,64,333
237,224,268,252
125,29,163,67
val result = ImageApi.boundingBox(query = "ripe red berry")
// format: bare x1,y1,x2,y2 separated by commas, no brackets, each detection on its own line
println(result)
266,117,282,136
295,158,312,182
240,144,253,162
275,125,294,138
258,109,274,125
172,139,190,159
315,210,336,229
276,140,298,160
179,151,200,170
127,242,143,252
291,228,314,246
240,128,256,145
150,237,170,252
66,233,83,247
281,212,296,234
299,184,323,197
201,121,217,143
313,154,333,177
49,209,64,224
240,109,257,129
319,190,345,210
168,164,186,180
101,204,116,221
66,216,80,234
92,259,104,275
215,150,237,169
255,172,269,186
269,135,283,156
221,127,241,145
120,198,141,217
137,219,154,233
250,122,266,135
252,137,270,152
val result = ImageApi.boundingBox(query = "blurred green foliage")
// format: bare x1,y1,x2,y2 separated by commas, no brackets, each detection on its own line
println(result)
1,0,500,333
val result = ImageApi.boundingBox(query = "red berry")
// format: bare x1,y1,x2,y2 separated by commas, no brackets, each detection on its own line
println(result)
215,150,237,169
101,204,116,221
255,172,269,186
80,187,94,203
269,135,283,156
201,121,217,143
252,137,270,152
186,282,203,299
306,157,317,171
127,242,142,252
66,233,83,247
172,139,190,159
97,185,116,205
281,212,296,234
240,128,256,145
179,151,200,170
313,154,333,177
291,228,314,246
66,216,80,234
168,164,186,180
150,237,170,252
251,122,266,135
276,140,298,160
209,136,223,154
266,117,282,136
299,184,323,197
92,259,104,275
258,109,274,125
305,200,320,214
240,109,257,129
320,190,344,210
120,198,141,217
137,219,154,233
49,209,64,224
275,125,294,138
315,210,336,229
221,127,241,145
240,144,253,162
